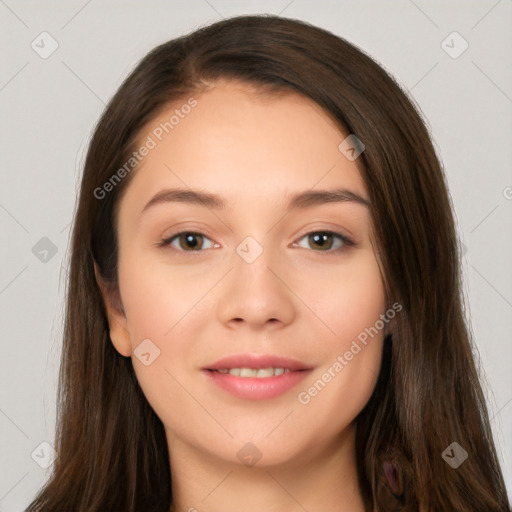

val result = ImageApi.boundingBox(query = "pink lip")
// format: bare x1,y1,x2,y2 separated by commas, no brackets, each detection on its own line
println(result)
204,353,313,371
202,353,313,400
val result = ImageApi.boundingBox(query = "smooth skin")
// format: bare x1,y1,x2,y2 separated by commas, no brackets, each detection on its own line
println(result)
98,79,390,512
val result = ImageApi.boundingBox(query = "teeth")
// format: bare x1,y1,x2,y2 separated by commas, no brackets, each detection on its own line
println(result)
215,367,291,378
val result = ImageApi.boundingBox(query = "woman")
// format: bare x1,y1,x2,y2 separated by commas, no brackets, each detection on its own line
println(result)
26,14,510,512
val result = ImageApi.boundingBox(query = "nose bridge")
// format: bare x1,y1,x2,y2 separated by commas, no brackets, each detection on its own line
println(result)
216,233,295,328
233,233,282,305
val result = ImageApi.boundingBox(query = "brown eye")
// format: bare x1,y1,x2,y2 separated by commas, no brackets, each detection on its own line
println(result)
308,232,334,251
162,232,215,251
295,231,354,253
179,233,203,250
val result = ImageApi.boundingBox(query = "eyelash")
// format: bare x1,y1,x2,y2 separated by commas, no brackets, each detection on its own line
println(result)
157,230,355,256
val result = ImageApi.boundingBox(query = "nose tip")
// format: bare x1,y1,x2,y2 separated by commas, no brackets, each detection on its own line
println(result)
216,256,295,329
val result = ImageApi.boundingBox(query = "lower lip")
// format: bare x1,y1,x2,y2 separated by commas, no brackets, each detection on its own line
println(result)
203,369,312,400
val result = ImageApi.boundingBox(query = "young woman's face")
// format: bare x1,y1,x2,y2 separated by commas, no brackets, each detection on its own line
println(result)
104,80,388,467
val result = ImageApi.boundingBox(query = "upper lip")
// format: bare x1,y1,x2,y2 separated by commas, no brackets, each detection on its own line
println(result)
204,353,313,371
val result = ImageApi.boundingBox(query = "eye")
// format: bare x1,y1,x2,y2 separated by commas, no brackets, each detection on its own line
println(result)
294,231,354,253
159,232,216,252
158,230,354,255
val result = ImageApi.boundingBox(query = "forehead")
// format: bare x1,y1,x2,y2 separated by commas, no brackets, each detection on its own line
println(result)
121,80,368,213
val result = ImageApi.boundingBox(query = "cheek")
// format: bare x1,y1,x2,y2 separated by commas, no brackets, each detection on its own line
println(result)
116,254,213,436
293,252,386,426
308,250,387,345
117,251,209,346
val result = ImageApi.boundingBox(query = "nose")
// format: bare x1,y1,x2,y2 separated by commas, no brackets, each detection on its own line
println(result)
216,242,295,331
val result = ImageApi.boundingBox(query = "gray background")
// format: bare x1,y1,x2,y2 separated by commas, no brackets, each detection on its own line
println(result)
1,1,511,510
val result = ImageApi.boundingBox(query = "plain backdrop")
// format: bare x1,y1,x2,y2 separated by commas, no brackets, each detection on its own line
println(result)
0,1,511,510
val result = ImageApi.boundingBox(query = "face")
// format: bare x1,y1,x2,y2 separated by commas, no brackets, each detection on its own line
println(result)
100,79,388,468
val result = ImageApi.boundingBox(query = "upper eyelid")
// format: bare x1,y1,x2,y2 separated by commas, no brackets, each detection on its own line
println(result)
163,230,352,249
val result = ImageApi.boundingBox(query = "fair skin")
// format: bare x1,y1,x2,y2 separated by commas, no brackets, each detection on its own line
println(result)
98,79,389,512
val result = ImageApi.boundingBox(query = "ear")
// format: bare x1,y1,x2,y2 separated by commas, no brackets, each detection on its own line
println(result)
94,261,132,357
384,304,396,337
385,319,395,339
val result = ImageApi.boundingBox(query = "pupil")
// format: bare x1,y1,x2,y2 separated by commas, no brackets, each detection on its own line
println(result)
312,233,331,250
184,234,201,249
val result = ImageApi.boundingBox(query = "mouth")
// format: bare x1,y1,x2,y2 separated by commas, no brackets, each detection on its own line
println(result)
204,353,312,372
208,367,294,377
202,353,313,400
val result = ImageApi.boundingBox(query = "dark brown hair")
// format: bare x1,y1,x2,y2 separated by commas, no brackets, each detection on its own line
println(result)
26,14,510,512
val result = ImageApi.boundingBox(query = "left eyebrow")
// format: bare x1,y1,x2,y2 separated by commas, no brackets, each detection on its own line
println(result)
139,186,371,218
286,188,371,210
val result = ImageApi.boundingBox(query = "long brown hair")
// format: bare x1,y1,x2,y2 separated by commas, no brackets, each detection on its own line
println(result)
26,14,510,512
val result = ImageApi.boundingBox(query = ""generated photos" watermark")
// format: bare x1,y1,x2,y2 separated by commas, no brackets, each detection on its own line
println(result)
297,301,402,405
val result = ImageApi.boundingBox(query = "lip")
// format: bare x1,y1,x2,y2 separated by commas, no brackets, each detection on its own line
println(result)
202,353,313,400
204,353,313,372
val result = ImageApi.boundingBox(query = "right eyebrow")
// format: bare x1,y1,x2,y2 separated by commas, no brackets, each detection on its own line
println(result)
140,188,226,217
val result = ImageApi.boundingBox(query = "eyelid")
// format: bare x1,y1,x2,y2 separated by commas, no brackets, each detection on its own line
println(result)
292,230,355,253
158,229,355,255
158,231,217,253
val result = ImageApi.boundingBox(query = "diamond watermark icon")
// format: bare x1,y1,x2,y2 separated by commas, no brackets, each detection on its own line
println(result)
442,442,468,468
134,338,161,366
236,236,263,264
441,31,468,59
31,441,57,469
236,441,262,467
32,237,58,263
31,31,59,59
338,134,365,161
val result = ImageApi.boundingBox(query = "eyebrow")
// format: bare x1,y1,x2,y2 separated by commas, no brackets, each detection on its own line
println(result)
140,187,371,217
